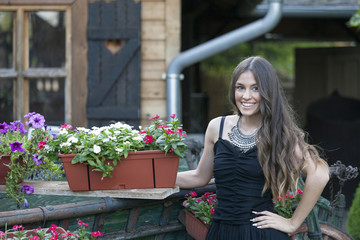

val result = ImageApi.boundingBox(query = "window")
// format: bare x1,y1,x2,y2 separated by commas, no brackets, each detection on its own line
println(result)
0,4,71,125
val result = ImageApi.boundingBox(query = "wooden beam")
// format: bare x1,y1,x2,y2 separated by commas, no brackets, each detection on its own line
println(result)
0,181,180,199
71,0,88,127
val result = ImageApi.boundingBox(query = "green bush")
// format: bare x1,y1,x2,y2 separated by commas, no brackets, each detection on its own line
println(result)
347,182,360,240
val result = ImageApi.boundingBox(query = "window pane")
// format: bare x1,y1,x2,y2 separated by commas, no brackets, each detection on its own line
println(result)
29,78,65,125
0,11,14,69
29,11,66,68
0,79,13,122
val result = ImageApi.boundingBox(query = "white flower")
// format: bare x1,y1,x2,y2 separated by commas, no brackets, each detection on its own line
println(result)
68,136,78,143
115,148,123,153
124,141,130,145
93,145,101,154
109,136,116,140
60,142,71,148
133,136,143,141
114,131,121,135
103,138,109,142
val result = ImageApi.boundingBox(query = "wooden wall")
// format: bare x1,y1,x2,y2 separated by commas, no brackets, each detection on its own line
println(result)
140,0,181,127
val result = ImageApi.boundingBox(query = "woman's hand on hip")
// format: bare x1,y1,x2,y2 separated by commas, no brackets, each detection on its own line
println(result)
250,211,299,234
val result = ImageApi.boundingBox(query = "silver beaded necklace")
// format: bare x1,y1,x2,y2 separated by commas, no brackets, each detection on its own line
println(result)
228,116,259,152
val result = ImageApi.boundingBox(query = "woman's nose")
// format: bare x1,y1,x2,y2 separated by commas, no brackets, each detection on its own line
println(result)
243,88,251,99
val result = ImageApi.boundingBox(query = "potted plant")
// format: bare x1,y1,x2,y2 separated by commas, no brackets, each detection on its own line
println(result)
273,189,303,218
0,220,103,239
45,114,187,191
182,191,217,240
0,112,64,208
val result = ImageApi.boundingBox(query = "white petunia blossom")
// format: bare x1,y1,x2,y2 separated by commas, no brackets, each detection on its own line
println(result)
93,145,101,154
68,136,78,143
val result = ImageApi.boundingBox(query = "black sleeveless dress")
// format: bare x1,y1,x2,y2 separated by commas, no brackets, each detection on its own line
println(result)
206,117,290,240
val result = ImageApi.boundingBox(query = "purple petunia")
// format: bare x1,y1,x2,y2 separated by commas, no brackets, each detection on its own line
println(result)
9,141,26,153
28,113,45,129
0,122,9,134
21,185,34,194
10,120,27,133
32,154,45,166
24,199,29,208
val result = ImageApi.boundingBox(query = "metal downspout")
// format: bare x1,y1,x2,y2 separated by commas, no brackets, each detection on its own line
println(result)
165,0,283,121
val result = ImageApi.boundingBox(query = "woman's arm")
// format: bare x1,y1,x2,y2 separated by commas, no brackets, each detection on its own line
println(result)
252,151,329,233
175,117,220,189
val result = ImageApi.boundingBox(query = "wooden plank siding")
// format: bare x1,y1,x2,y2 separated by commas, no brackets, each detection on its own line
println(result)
87,0,141,128
140,0,181,127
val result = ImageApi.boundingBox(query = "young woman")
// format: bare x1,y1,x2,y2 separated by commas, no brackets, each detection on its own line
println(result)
176,56,329,239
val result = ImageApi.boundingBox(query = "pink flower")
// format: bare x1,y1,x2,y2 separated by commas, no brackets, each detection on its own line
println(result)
189,191,197,197
196,199,202,203
12,225,24,231
166,129,175,135
210,208,215,213
144,135,154,143
176,129,183,134
30,236,41,240
170,114,176,119
36,141,46,149
77,220,88,226
139,131,147,134
91,231,103,237
60,124,72,130
169,147,174,152
276,195,282,201
296,189,303,195
150,115,160,120
158,125,168,129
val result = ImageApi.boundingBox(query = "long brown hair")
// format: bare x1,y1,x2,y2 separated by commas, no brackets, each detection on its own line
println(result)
229,56,328,199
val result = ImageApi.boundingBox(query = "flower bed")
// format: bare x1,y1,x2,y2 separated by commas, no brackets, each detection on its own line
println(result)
0,220,102,240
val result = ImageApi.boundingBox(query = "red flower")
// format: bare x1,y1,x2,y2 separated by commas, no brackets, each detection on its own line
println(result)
30,236,40,240
170,114,176,119
77,220,89,226
12,225,24,231
169,147,174,152
158,125,168,129
91,231,103,237
176,129,183,134
189,191,197,197
210,208,215,214
144,135,154,143
150,115,160,120
139,131,147,134
36,141,46,149
166,129,175,135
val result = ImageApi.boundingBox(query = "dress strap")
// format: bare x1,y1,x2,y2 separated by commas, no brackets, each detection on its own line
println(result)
219,116,226,139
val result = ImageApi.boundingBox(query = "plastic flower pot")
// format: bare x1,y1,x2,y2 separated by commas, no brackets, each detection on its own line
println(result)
89,150,179,190
0,154,23,185
0,154,11,185
60,150,179,191
4,226,67,239
59,153,90,191
184,210,210,240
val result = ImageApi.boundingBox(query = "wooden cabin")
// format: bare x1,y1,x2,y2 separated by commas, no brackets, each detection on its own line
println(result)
0,0,359,130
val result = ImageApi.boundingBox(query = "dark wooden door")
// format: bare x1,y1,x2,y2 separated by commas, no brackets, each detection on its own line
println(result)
87,0,141,127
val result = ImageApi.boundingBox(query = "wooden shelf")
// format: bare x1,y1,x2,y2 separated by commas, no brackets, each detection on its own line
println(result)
0,181,180,200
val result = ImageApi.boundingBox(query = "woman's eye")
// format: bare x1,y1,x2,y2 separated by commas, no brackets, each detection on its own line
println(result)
236,86,244,90
253,86,259,91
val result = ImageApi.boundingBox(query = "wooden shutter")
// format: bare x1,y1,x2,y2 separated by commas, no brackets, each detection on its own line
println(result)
87,0,141,127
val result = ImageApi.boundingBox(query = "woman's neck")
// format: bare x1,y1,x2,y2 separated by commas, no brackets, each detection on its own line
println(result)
239,114,262,135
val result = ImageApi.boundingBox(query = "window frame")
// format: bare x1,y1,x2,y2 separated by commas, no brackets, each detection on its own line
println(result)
0,0,88,127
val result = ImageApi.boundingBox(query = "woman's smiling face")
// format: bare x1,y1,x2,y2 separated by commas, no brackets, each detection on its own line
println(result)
234,71,262,118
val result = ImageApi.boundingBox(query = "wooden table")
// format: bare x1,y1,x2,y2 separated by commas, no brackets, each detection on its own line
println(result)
0,180,180,200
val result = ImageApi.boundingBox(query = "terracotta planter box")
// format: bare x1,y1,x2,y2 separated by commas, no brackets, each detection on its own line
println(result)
0,154,11,185
184,210,210,240
59,150,179,191
59,153,90,191
4,227,67,239
0,154,23,185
